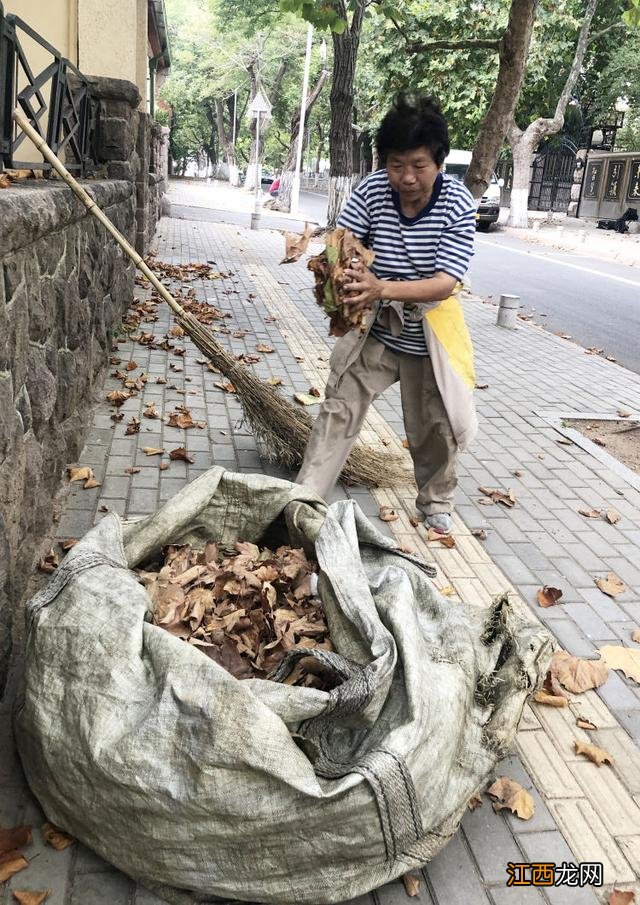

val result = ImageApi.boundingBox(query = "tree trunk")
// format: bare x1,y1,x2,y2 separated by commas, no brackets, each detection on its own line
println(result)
327,0,365,227
214,98,238,185
464,0,539,200
507,130,538,226
507,0,598,226
315,122,324,174
275,68,329,211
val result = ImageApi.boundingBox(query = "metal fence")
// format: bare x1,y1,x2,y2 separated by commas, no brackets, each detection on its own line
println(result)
0,1,97,174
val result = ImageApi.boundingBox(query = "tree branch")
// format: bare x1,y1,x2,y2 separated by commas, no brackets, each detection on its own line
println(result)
587,21,625,44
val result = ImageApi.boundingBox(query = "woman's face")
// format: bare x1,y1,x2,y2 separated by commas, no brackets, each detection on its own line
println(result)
385,146,440,204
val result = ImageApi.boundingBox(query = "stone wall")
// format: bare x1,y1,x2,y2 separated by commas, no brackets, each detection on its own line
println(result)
0,180,136,692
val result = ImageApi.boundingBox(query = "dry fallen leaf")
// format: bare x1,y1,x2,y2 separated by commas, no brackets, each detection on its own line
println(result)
379,506,399,522
0,852,29,883
487,777,534,820
557,437,574,445
472,528,487,540
426,528,455,547
214,381,235,393
550,650,609,693
59,539,78,552
0,173,12,188
0,827,32,854
409,516,420,528
38,549,59,573
67,465,100,489
576,716,597,730
595,573,626,598
617,410,632,418
439,585,456,597
478,486,517,507
632,629,640,643
579,508,601,519
402,438,409,449
605,509,621,525
401,873,421,897
598,645,640,684
609,890,635,905
169,447,195,464
533,690,568,708
575,740,614,767
536,586,563,608
124,467,140,475
513,470,524,478
142,447,165,456
294,392,321,406
256,343,275,353
475,382,489,390
12,892,50,905
41,823,74,851
125,360,137,371
468,794,482,811
281,225,313,264
266,377,283,386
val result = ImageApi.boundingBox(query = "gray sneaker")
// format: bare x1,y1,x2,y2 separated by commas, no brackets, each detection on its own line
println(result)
425,513,452,535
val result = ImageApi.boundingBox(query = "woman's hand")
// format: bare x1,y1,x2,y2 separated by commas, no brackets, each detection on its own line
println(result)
343,261,384,308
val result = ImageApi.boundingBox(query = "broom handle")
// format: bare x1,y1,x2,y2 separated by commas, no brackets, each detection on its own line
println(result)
12,109,187,319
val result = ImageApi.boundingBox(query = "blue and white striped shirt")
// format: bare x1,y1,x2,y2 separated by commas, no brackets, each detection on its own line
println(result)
337,170,476,355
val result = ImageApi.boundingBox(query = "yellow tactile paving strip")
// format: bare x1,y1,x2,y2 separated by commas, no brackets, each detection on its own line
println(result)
249,260,640,900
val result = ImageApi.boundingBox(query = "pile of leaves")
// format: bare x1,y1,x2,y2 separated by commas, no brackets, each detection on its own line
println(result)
140,541,334,688
307,228,375,337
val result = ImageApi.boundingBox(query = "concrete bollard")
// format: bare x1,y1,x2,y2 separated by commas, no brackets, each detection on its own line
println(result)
496,294,520,329
532,221,540,232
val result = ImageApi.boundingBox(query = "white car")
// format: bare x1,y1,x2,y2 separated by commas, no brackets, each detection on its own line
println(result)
444,149,503,231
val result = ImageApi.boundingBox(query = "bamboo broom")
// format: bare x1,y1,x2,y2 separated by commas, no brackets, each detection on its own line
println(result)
13,110,409,488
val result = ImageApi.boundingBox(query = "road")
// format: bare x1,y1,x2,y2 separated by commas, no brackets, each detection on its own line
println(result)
469,232,640,374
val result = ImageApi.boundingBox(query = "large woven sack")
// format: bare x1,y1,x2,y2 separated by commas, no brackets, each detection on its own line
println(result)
15,467,551,904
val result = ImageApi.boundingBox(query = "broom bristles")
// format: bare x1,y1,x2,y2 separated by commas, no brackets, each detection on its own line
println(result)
178,312,411,488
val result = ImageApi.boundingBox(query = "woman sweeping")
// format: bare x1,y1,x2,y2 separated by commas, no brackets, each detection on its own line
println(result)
297,93,478,535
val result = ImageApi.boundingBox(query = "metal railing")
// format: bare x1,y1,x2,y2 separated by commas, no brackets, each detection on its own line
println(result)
0,1,97,174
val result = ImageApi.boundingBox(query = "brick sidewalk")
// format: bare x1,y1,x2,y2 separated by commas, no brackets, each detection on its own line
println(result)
3,206,640,905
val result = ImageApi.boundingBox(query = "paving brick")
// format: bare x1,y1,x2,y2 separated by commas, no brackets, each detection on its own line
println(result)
517,731,583,799
515,831,601,904
69,870,135,905
590,727,640,794
597,671,640,713
569,761,640,836
560,603,619,643
461,804,523,884
488,884,548,904
424,832,491,904
547,619,595,657
546,797,635,885
611,708,640,741
375,876,435,904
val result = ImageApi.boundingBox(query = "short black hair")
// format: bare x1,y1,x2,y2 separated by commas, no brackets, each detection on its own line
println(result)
375,93,450,166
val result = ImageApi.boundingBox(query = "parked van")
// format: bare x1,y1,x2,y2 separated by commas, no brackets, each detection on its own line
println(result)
444,149,503,231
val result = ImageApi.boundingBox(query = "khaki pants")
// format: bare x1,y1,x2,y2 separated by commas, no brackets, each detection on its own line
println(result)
297,335,458,515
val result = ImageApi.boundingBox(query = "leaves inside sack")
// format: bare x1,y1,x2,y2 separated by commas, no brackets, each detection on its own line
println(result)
550,650,608,693
486,777,534,820
41,823,75,851
144,541,332,689
536,586,563,608
169,447,195,463
595,572,626,598
598,645,640,684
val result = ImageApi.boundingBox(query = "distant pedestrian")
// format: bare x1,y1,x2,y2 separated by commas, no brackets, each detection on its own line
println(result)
297,93,478,535
269,176,281,197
